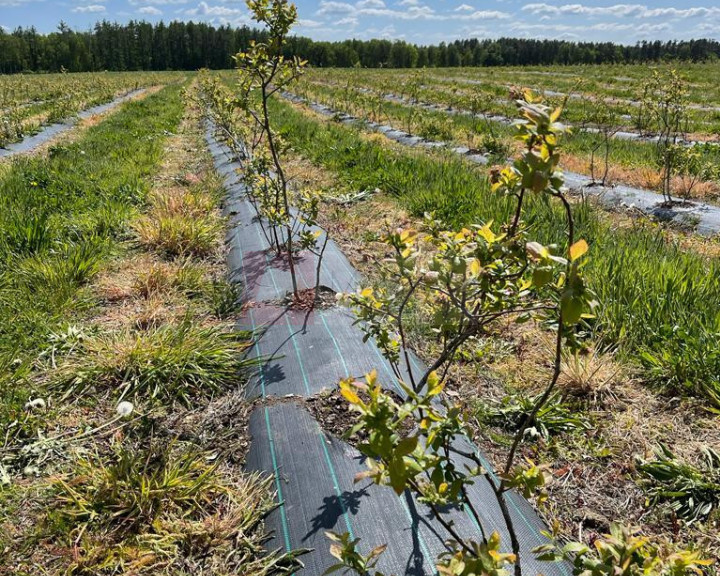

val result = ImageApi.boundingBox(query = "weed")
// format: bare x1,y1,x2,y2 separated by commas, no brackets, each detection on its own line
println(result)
47,441,306,575
208,277,241,319
476,393,592,441
134,212,221,259
638,443,720,523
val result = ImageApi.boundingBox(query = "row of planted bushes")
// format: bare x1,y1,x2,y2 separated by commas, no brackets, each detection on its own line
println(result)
268,96,720,407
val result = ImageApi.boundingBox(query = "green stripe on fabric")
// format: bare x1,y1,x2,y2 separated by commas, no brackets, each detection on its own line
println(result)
264,407,293,554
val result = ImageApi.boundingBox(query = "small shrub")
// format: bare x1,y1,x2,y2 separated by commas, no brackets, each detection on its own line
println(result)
478,133,511,162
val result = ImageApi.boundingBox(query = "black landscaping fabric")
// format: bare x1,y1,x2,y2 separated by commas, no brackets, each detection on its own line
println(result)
205,122,571,576
0,89,147,159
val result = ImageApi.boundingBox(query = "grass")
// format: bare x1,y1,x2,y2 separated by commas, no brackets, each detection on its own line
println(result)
0,81,300,576
638,444,720,524
0,86,186,449
307,64,720,135
134,185,224,258
475,393,592,441
0,86,184,358
44,440,304,575
56,321,254,405
0,71,184,148
268,95,720,407
297,76,720,196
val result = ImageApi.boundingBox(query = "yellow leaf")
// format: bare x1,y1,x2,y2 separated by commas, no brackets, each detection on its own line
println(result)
339,381,361,405
469,259,482,277
329,544,342,560
360,287,373,298
478,223,496,243
569,239,589,262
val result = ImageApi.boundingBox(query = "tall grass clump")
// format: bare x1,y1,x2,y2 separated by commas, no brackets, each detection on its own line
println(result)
134,188,223,259
270,97,720,406
56,321,254,405
48,441,304,575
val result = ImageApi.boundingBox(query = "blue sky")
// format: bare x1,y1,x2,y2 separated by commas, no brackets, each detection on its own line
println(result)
2,0,720,44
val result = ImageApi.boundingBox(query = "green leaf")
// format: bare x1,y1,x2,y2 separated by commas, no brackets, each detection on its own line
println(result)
389,457,407,495
396,436,418,457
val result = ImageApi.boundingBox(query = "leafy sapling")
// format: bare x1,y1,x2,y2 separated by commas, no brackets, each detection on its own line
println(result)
641,70,689,204
330,90,709,576
233,0,307,299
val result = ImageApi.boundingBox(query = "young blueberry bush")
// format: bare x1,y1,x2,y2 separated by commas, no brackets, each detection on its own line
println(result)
201,0,329,303
328,90,711,576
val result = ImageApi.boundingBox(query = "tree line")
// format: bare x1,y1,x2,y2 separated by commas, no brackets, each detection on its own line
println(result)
2,20,720,74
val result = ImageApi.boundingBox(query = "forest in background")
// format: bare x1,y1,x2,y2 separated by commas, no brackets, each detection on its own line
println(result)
2,20,720,73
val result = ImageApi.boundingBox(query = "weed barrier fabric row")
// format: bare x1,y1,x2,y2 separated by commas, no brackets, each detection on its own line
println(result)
441,75,720,114
0,88,147,159
323,83,708,146
237,304,423,399
205,121,571,576
285,92,720,236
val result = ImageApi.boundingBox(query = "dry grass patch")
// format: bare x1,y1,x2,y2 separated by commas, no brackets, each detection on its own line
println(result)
133,188,223,259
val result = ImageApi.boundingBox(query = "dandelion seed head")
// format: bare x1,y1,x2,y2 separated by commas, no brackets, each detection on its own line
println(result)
116,401,134,417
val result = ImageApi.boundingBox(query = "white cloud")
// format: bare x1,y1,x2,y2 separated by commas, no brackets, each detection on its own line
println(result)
316,1,355,16
184,1,242,16
72,4,105,12
356,0,385,8
315,0,509,23
129,0,187,6
464,10,511,20
138,5,162,14
336,16,359,26
521,3,720,20
297,18,324,28
0,0,39,5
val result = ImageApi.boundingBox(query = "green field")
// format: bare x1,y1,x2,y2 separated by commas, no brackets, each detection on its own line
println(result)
1,59,719,574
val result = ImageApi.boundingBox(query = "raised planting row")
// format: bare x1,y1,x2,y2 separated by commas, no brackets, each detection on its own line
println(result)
201,35,720,568
306,64,720,135
0,71,186,148
295,73,720,204
0,88,151,160
204,118,576,576
280,88,720,235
